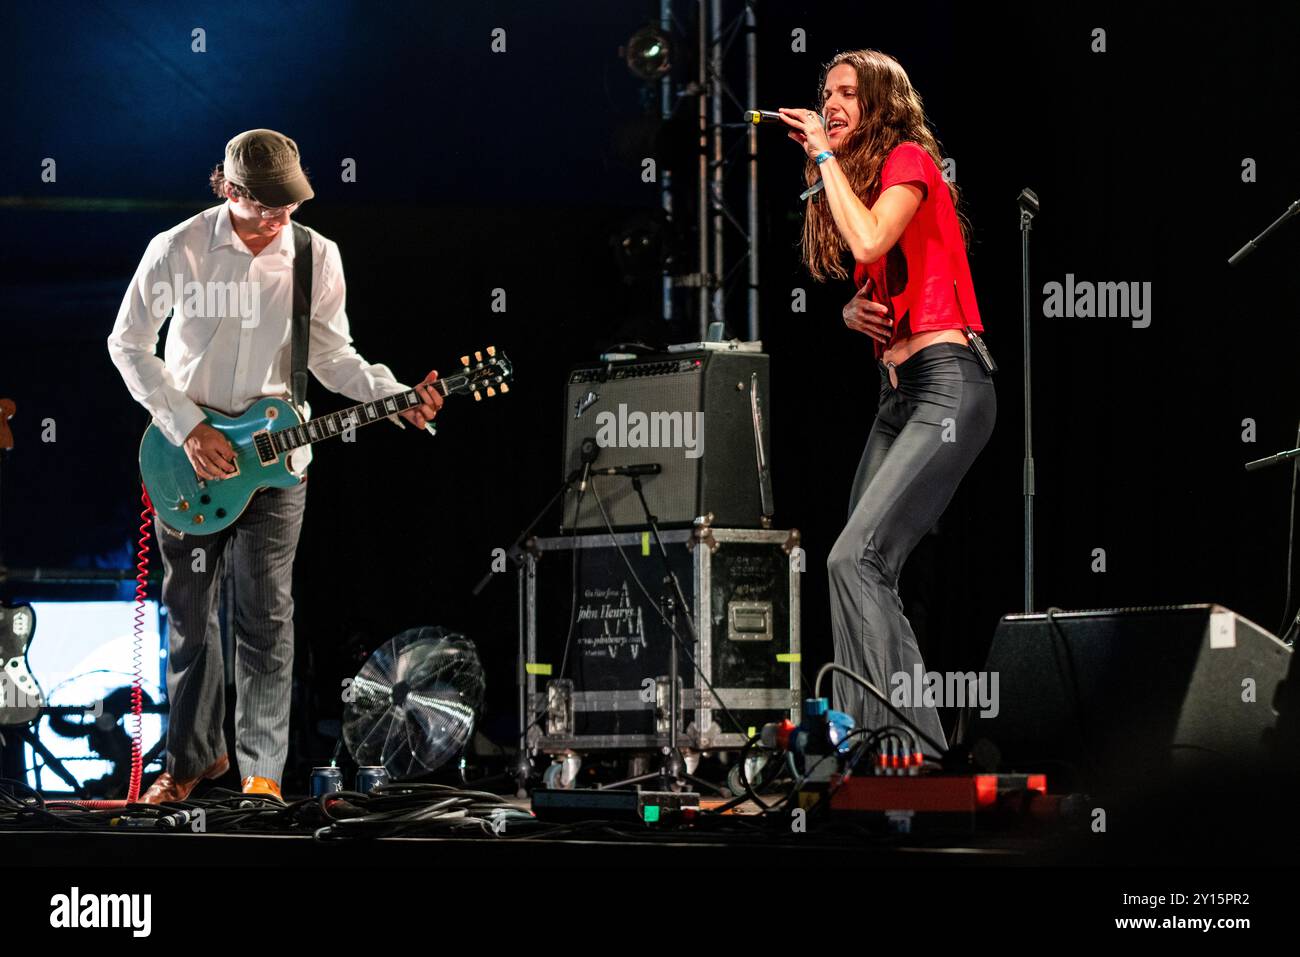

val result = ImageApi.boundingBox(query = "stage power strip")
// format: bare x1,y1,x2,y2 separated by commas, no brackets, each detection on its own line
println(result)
531,788,701,825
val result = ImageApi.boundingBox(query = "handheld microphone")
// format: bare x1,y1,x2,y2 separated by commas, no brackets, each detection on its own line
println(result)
746,109,828,202
744,109,824,127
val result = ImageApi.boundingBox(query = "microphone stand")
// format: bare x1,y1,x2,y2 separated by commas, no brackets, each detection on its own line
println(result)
1018,188,1039,612
471,467,583,797
601,474,721,795
1246,441,1300,645
1228,198,1300,266
1231,203,1300,645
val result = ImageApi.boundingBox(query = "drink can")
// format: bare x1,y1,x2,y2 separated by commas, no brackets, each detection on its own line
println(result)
310,766,344,798
356,766,390,794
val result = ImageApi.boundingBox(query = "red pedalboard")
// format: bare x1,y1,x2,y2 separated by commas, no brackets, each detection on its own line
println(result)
828,773,1048,814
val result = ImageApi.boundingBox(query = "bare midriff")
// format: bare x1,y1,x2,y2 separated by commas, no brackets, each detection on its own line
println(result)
881,327,968,368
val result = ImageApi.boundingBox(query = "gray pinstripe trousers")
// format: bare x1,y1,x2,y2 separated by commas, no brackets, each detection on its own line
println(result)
154,479,307,782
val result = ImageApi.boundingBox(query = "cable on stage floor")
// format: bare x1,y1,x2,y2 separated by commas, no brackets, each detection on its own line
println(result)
0,773,966,846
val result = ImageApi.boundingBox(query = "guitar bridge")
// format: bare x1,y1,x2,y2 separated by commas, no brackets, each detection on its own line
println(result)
253,429,279,466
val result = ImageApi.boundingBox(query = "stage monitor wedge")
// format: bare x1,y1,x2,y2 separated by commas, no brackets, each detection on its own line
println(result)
968,604,1291,791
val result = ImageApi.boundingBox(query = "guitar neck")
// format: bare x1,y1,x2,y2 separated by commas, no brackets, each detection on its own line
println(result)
270,379,450,454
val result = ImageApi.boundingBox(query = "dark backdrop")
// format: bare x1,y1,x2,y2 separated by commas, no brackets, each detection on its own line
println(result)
2,0,1298,774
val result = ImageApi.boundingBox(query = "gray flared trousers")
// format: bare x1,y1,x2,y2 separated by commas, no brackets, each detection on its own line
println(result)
827,342,995,757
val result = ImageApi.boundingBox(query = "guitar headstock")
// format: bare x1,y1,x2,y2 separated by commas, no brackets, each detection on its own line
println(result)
0,399,14,451
446,346,513,402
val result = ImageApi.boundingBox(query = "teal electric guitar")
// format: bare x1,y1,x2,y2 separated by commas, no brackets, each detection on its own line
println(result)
140,347,512,535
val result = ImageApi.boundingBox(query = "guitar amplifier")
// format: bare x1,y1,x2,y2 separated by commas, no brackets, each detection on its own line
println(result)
560,351,771,532
524,526,802,752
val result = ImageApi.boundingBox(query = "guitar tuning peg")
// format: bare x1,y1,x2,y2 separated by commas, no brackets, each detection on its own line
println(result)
474,350,483,362
499,382,509,393
460,355,470,367
486,345,496,357
473,390,482,402
486,386,496,398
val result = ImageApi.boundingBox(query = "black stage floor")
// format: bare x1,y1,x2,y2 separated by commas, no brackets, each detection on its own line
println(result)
3,826,1062,868
4,786,1287,939
1,791,1285,870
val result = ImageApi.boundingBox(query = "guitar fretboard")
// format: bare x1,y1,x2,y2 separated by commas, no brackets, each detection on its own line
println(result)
270,381,450,454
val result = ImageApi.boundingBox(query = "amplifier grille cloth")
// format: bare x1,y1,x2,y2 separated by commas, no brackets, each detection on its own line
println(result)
563,369,701,530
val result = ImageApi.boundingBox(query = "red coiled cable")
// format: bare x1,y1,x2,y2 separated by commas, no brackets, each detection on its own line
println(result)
126,483,153,804
42,485,153,810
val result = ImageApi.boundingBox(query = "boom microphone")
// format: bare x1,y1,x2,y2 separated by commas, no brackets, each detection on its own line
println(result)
578,436,600,492
588,464,662,478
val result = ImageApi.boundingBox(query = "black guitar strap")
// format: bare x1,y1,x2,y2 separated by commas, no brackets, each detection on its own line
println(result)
291,223,312,410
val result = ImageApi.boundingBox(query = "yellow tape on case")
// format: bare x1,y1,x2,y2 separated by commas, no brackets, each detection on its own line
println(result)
776,653,801,663
525,663,552,676
641,531,650,556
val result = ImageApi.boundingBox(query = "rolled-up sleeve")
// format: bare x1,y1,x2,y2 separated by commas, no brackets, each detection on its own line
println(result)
107,234,206,446
307,239,411,404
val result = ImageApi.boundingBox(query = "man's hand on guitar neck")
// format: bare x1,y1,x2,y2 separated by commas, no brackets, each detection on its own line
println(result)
396,371,443,431
182,372,442,479
184,423,238,480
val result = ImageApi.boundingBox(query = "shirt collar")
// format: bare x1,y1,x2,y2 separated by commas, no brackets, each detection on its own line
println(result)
209,201,295,259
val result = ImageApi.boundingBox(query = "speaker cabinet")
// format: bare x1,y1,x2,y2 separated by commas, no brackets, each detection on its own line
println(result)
969,604,1291,789
561,351,770,532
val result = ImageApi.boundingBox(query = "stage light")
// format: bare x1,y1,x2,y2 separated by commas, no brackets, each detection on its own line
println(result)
623,24,671,80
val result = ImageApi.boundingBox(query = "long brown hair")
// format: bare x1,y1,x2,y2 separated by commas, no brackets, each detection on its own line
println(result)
801,49,966,282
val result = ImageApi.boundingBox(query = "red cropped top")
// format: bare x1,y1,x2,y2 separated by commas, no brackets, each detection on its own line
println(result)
852,141,982,359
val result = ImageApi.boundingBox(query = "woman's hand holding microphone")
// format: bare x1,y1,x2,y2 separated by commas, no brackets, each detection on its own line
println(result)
777,107,891,345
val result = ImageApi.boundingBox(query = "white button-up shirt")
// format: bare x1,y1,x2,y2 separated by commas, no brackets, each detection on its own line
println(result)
108,202,409,474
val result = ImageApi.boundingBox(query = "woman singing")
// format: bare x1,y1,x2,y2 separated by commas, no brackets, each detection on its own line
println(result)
780,50,996,758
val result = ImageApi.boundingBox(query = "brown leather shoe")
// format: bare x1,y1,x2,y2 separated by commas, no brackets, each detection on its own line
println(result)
241,775,283,801
139,754,230,805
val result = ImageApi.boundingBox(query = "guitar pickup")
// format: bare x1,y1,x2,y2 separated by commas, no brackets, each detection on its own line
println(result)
252,430,278,466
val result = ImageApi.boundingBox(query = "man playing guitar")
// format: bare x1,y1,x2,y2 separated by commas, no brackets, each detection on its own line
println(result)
107,129,442,803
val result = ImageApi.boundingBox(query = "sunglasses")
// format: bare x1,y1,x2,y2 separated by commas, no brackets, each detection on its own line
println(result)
247,198,301,219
